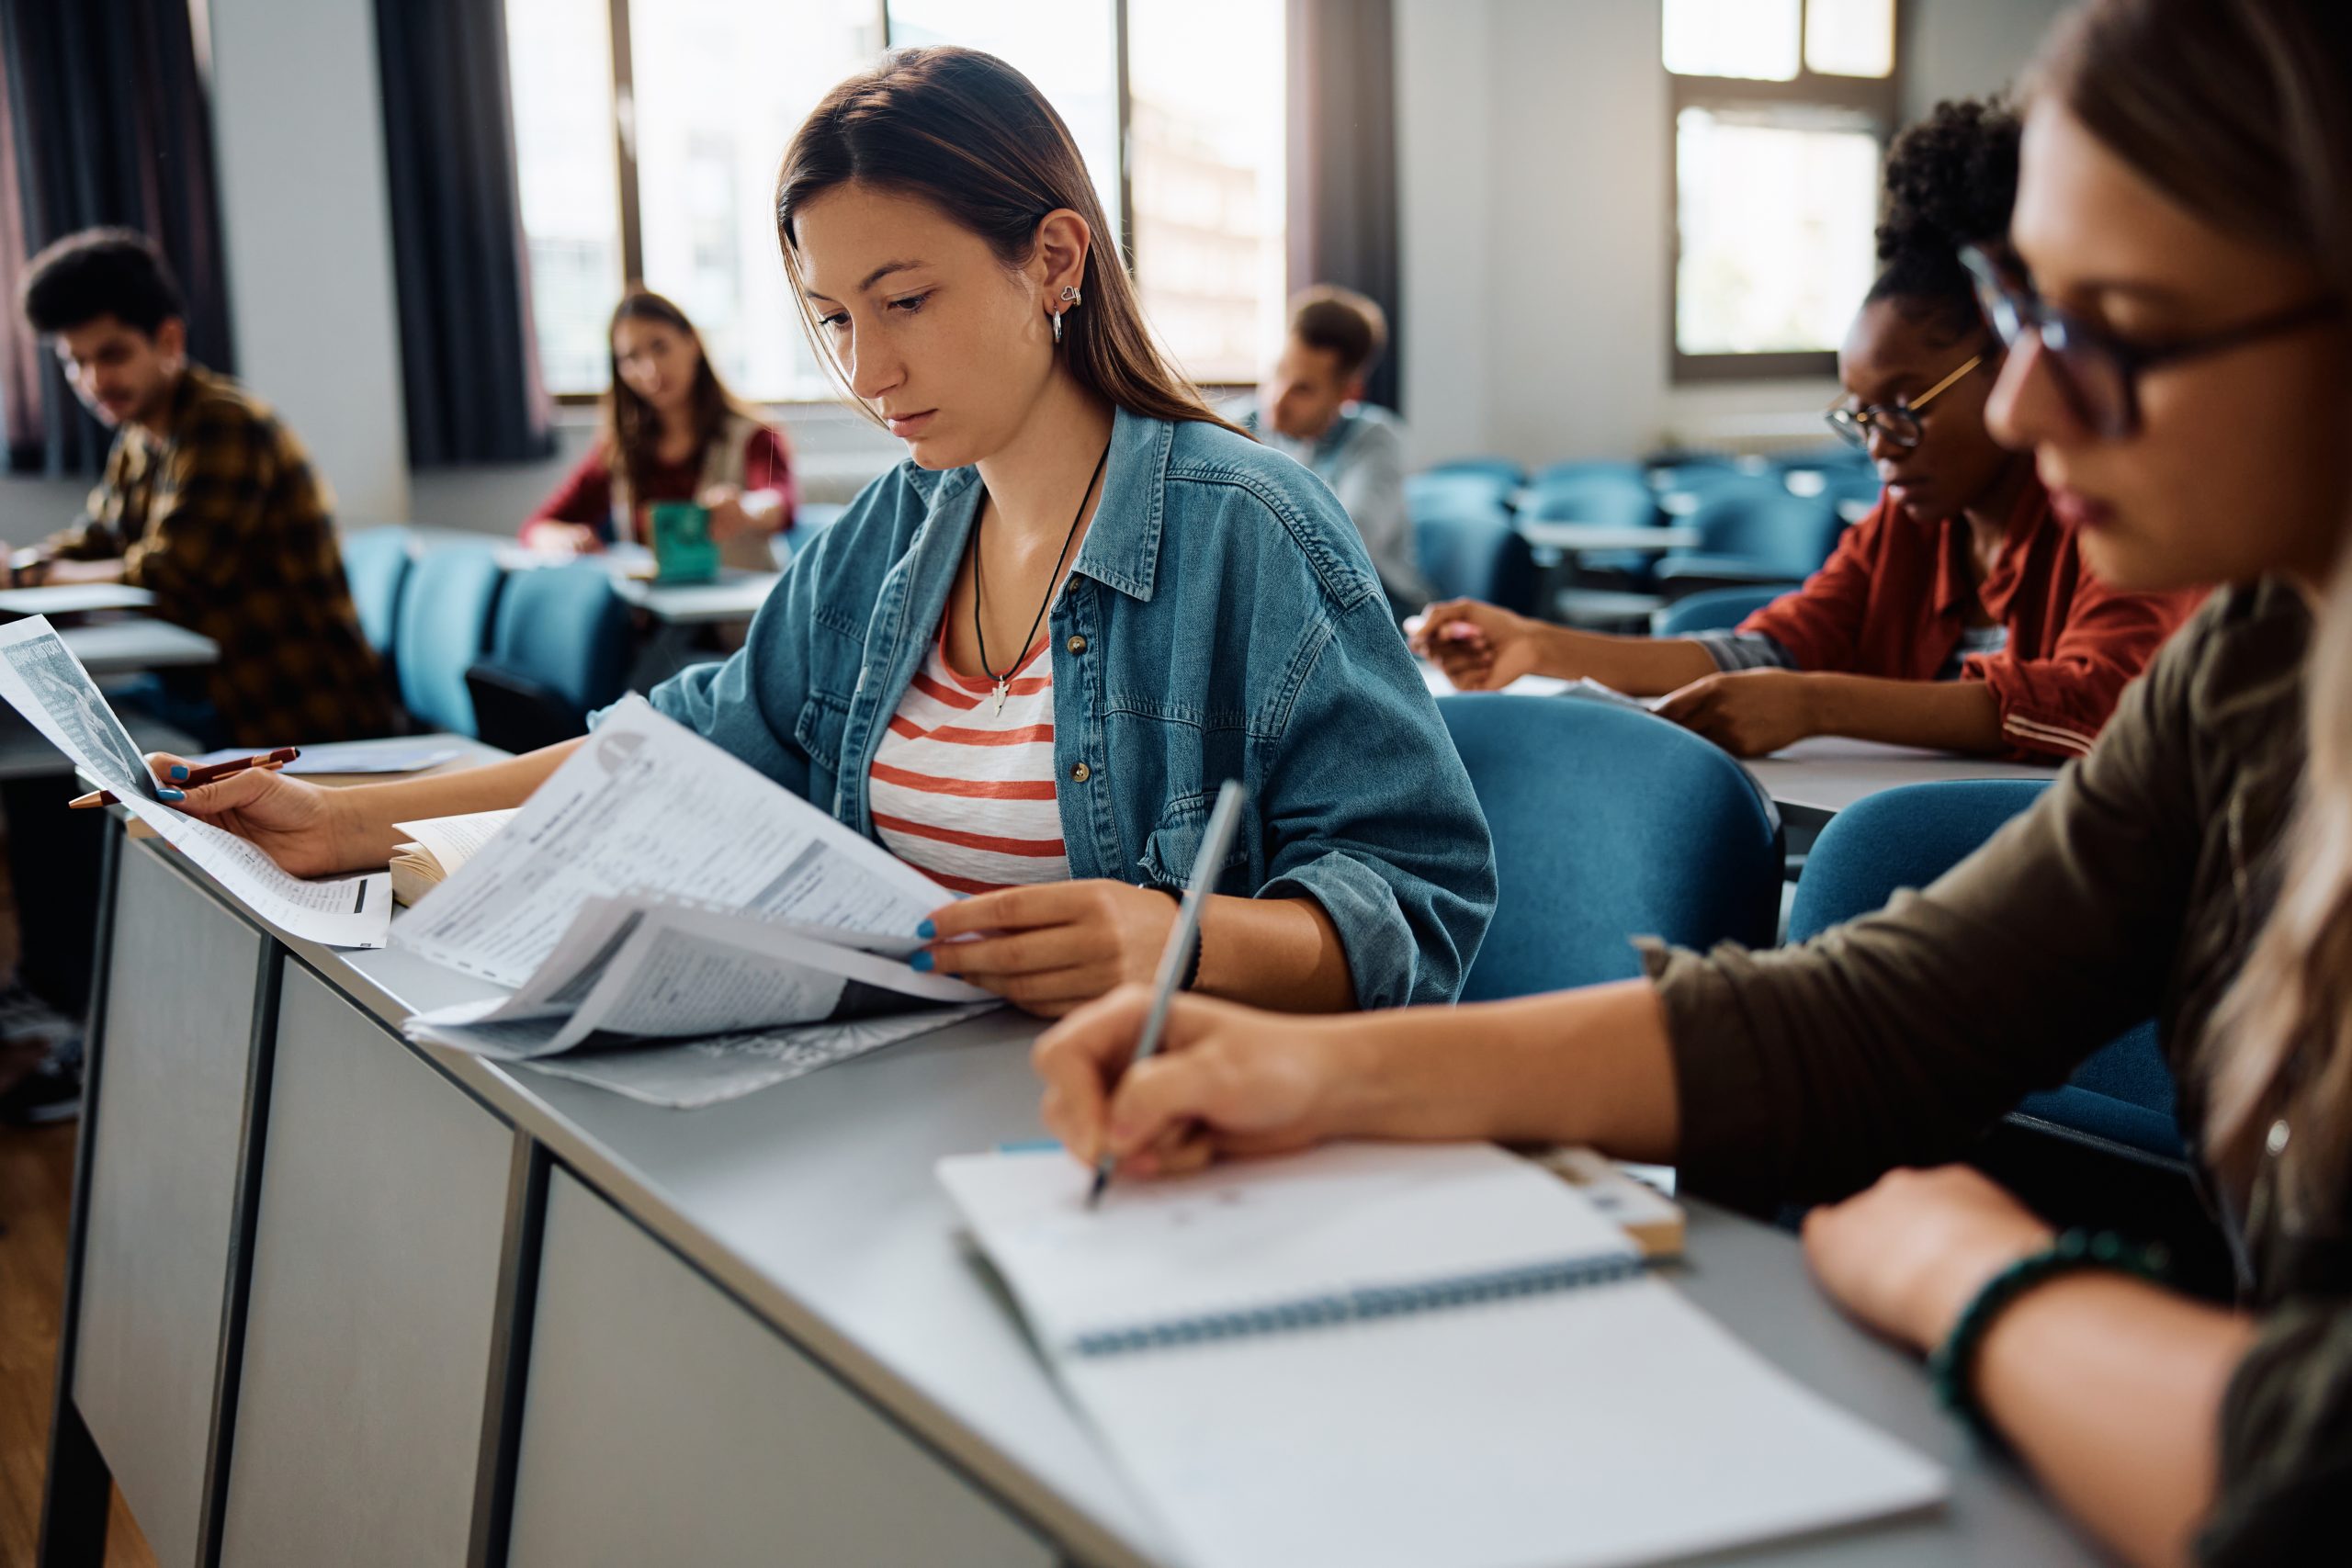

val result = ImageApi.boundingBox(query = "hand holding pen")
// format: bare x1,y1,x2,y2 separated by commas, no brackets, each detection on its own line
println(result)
69,747,300,809
1086,778,1248,1208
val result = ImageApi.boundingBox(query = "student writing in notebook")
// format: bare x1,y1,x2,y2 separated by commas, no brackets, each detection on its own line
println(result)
148,47,1495,1020
1035,3,2352,1561
1414,99,2202,762
520,288,797,572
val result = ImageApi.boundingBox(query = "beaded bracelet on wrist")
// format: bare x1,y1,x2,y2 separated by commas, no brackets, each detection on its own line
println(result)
1928,1227,2170,1446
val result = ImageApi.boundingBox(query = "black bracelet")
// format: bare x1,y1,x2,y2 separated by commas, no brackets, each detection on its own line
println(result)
1928,1228,2170,1446
1151,886,1204,991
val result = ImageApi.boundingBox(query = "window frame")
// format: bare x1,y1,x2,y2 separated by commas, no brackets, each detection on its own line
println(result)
546,0,1251,406
1666,0,1905,385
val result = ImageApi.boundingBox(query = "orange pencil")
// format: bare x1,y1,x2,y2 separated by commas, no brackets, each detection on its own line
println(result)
68,747,300,809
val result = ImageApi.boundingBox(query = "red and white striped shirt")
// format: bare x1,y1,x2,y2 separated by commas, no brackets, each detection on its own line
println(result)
870,623,1069,895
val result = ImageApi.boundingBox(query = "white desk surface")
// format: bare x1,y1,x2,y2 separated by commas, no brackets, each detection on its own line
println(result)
606,570,781,625
0,582,158,616
223,927,2090,1568
1744,737,2058,820
1518,522,1702,554
65,618,219,674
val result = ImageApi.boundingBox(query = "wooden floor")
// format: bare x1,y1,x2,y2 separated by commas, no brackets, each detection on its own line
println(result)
0,1121,156,1567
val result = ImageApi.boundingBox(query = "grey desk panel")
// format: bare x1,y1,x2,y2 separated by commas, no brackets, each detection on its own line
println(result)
218,963,514,1568
73,842,268,1568
507,1169,1054,1568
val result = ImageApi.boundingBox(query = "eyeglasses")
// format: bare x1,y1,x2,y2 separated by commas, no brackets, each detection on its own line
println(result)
1959,243,2344,439
1824,352,1984,452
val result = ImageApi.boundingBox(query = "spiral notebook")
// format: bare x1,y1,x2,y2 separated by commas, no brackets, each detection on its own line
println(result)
939,1141,1944,1568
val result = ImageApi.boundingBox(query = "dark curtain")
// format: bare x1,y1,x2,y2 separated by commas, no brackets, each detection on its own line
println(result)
0,0,234,477
1285,0,1403,413
376,0,554,466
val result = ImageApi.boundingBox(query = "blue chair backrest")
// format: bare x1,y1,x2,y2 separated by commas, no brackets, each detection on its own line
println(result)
1788,781,2183,1162
341,525,413,659
1440,694,1782,1001
1523,471,1658,529
1413,505,1541,615
489,560,633,715
1651,584,1794,637
1424,457,1525,487
1407,470,1520,515
394,545,506,737
1679,490,1844,580
1532,459,1645,491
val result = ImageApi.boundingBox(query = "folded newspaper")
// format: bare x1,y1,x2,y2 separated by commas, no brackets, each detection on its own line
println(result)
390,695,1001,1105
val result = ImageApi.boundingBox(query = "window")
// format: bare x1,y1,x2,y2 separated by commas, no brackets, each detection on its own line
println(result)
1664,0,1901,381
1127,0,1286,385
505,1,1285,400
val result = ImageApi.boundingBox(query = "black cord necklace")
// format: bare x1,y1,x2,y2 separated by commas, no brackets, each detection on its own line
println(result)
973,437,1112,716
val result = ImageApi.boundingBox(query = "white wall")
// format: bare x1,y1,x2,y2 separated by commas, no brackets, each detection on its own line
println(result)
1903,0,2071,119
1395,0,2069,469
206,0,412,525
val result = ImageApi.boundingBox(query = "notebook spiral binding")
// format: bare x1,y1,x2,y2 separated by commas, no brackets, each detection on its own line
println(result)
1069,1252,1645,1359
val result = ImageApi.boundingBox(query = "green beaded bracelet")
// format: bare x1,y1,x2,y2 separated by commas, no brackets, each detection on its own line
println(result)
1928,1228,2171,1445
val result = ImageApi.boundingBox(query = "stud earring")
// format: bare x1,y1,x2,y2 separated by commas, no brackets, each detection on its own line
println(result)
1059,285,1081,306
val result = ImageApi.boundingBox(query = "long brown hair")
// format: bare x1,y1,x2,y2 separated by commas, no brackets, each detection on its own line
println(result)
598,288,757,503
2030,0,2352,1213
773,46,1246,438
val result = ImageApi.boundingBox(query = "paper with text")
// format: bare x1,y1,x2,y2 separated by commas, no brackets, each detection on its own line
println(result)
405,895,985,1059
0,617,390,947
393,696,951,987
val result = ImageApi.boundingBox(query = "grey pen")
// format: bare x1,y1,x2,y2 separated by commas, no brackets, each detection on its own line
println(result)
1086,778,1248,1209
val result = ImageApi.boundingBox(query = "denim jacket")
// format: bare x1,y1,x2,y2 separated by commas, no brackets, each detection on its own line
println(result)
644,405,1496,1007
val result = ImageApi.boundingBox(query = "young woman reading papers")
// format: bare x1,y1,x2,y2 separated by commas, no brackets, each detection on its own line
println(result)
1035,2,2352,1561
149,48,1495,1020
1417,98,2201,762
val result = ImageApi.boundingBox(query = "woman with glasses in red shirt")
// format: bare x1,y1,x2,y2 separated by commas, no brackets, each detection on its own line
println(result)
1418,99,2203,762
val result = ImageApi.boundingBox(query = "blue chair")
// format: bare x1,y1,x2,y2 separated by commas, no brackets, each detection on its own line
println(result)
1408,469,1521,516
1651,584,1795,637
340,525,413,662
1423,457,1525,487
1656,490,1843,589
1413,503,1541,615
1531,458,1645,491
465,561,632,752
394,545,505,737
1439,694,1782,1001
1788,781,2183,1163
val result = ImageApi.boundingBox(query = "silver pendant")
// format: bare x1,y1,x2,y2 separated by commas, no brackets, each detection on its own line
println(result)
992,679,1008,716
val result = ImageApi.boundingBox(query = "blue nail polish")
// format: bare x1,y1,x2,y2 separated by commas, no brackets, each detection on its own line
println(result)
158,786,186,803
910,950,934,973
916,919,936,940
167,763,189,782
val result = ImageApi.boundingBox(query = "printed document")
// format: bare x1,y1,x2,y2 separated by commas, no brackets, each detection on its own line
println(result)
394,696,950,987
0,616,390,947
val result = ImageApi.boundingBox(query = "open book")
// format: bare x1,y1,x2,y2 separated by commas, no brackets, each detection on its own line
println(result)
941,1142,1944,1568
390,808,516,906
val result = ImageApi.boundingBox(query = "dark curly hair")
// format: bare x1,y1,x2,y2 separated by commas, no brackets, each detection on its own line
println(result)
1866,97,2021,333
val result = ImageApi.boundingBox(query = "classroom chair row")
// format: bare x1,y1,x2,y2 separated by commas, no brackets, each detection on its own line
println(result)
340,527,634,750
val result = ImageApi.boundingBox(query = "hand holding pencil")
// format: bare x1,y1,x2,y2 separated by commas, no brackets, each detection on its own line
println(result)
70,747,300,810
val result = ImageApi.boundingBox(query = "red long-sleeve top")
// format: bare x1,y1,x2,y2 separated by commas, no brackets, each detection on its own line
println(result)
525,425,796,547
1739,479,2206,761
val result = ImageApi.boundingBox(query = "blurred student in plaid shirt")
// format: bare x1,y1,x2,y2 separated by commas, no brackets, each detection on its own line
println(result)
12,228,396,749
